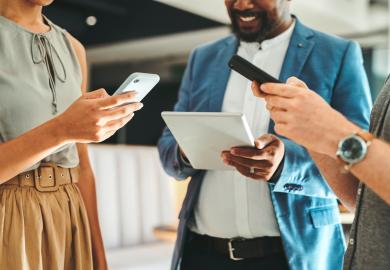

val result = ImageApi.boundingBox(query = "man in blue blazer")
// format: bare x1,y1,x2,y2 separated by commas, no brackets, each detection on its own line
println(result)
158,1,372,269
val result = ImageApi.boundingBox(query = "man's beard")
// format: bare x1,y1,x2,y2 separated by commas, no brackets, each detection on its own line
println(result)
230,10,273,43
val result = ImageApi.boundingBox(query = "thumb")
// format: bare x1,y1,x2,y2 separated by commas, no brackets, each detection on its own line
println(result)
83,88,109,99
286,76,308,88
251,81,266,98
255,134,278,149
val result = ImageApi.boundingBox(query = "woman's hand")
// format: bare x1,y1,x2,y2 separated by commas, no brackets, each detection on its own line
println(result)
253,77,359,157
56,89,143,144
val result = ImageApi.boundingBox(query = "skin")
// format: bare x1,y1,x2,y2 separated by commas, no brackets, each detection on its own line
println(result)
220,0,292,180
0,0,143,268
254,77,390,209
225,0,292,43
221,134,285,181
67,34,108,269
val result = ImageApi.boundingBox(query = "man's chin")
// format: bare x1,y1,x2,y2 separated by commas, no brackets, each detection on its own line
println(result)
235,31,261,43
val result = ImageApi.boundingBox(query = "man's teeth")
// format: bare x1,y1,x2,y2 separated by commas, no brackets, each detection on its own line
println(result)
240,16,256,22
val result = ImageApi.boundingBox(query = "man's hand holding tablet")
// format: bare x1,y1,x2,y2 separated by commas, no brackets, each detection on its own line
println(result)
221,134,285,181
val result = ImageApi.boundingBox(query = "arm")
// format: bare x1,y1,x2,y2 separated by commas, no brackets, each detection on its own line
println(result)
258,41,372,198
0,91,141,183
158,50,199,180
305,41,372,209
77,145,107,269
67,33,107,269
259,73,386,209
307,42,371,209
310,128,390,207
309,152,360,211
348,139,390,205
0,118,67,183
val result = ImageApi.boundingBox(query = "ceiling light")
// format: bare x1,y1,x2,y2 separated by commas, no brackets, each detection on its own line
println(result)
86,16,97,26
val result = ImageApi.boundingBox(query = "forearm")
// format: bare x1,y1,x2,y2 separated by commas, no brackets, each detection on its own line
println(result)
310,151,359,211
320,123,390,205
0,117,66,183
77,145,107,269
77,172,107,268
349,139,390,205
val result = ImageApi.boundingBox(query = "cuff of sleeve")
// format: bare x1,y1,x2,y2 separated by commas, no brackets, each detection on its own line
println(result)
177,145,192,168
269,154,285,184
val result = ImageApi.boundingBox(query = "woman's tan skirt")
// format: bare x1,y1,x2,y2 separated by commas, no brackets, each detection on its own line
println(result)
0,183,93,270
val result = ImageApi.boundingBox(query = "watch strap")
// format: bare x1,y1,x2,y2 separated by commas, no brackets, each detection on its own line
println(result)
356,130,374,144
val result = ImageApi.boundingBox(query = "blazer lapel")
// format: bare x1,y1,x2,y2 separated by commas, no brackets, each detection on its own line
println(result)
209,36,238,112
269,19,315,134
279,19,315,82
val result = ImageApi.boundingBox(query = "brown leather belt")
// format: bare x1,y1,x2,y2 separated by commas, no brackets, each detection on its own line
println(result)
189,232,285,261
3,163,80,192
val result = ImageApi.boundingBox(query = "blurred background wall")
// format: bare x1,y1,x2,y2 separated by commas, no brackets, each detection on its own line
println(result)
42,1,390,269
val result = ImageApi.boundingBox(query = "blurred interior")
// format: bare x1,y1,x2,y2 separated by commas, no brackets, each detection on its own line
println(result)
43,0,390,269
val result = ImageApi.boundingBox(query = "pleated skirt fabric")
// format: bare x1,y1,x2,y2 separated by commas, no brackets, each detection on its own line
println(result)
0,183,93,270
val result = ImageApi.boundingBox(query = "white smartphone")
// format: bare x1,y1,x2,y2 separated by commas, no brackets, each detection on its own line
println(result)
113,72,160,102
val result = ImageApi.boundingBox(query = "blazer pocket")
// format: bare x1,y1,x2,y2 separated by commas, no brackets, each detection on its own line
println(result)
309,206,340,228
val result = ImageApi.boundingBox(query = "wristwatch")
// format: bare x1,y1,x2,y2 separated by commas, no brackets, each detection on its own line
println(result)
336,131,374,172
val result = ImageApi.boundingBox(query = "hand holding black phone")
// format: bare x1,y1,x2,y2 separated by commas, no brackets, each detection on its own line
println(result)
228,55,281,84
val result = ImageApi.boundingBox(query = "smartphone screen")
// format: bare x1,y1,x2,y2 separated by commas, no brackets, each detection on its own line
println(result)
113,73,160,102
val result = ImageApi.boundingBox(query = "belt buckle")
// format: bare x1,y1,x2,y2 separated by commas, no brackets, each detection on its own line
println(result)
34,163,60,192
228,238,244,261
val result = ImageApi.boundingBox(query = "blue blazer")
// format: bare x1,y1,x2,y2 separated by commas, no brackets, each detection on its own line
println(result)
158,19,372,270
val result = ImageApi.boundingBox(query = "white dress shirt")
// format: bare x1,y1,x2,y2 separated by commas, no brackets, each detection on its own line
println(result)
189,21,296,239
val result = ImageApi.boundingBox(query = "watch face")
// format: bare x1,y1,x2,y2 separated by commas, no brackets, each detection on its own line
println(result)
340,136,366,163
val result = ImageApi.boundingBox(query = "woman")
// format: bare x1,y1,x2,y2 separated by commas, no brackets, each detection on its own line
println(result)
0,0,142,269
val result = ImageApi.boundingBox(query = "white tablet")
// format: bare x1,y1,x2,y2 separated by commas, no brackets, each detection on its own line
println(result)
161,112,255,170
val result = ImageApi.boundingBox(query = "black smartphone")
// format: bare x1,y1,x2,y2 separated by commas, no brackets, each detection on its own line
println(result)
228,55,281,84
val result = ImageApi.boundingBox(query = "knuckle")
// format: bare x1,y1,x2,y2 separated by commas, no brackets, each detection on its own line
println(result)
98,88,107,94
92,116,101,125
128,91,137,97
111,97,120,106
290,100,299,110
90,103,100,112
92,126,101,136
120,107,127,114
120,118,127,126
91,133,101,142
267,150,275,158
